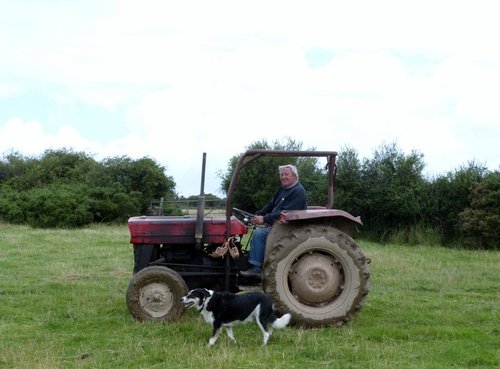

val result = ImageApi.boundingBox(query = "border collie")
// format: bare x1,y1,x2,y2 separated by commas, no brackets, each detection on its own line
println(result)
181,288,291,346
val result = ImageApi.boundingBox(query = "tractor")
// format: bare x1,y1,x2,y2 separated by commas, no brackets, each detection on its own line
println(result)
125,149,370,327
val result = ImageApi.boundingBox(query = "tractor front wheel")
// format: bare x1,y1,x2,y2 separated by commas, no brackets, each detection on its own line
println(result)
126,266,188,322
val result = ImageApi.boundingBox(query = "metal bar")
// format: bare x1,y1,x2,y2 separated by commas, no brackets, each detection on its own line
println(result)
223,149,339,291
195,153,206,249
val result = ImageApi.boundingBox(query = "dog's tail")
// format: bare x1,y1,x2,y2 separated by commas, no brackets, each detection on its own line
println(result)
272,313,291,329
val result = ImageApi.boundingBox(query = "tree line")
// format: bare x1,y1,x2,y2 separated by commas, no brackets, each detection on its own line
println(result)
1,141,498,249
0,149,175,228
220,139,499,250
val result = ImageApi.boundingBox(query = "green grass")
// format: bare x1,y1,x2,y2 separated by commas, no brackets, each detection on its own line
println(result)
0,223,498,369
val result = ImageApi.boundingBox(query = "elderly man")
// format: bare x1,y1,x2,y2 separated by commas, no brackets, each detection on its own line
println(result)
240,164,307,277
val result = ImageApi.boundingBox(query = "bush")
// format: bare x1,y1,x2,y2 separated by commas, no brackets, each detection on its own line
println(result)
387,224,443,246
23,184,94,228
356,142,427,240
425,161,488,242
0,149,177,227
458,171,500,249
0,190,27,224
0,183,94,228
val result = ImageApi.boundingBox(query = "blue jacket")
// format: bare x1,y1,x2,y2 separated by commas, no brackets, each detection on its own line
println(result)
257,181,307,225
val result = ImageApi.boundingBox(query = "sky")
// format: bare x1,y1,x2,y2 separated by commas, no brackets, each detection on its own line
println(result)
1,0,499,197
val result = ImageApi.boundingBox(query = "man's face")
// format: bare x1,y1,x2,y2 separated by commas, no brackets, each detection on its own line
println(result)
280,167,297,188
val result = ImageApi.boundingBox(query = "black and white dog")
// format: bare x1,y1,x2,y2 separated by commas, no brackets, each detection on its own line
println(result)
180,288,291,346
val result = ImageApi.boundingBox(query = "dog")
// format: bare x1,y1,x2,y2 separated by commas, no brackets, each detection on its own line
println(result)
180,288,291,347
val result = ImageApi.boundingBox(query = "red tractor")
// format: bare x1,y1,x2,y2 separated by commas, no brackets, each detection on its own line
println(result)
126,150,370,327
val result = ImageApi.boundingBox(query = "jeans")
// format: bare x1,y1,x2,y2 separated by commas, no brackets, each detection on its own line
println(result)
248,226,272,268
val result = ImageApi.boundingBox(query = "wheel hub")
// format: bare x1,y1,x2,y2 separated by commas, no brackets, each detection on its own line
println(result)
139,282,174,318
289,253,341,305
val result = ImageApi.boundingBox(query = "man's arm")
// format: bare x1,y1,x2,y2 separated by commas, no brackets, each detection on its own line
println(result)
262,184,307,224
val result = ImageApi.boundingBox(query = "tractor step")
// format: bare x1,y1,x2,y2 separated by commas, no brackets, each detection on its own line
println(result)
237,285,262,292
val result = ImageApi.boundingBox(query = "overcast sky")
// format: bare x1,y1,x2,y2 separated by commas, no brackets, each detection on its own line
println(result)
1,0,499,196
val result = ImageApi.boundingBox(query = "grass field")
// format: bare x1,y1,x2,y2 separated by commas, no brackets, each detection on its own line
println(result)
0,223,498,369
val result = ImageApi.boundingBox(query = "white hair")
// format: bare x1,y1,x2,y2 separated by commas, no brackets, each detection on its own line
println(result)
278,164,299,179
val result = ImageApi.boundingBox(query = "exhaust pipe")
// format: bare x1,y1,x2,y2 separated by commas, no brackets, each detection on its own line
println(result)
195,153,206,250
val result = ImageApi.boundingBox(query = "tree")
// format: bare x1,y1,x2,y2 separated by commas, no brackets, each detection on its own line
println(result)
22,183,94,228
219,138,325,211
0,151,40,191
358,142,427,240
334,146,364,217
100,156,176,215
296,155,325,206
425,161,488,242
0,150,177,227
458,171,500,249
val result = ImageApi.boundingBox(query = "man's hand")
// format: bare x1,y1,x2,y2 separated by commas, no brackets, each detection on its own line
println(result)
252,215,265,225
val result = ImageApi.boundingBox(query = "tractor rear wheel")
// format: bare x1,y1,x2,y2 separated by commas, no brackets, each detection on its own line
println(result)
263,225,370,327
126,266,188,322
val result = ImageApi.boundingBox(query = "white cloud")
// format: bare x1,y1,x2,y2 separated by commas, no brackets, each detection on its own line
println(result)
435,56,500,126
0,118,95,156
1,0,499,196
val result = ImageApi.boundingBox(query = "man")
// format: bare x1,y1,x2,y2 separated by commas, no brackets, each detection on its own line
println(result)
240,164,307,277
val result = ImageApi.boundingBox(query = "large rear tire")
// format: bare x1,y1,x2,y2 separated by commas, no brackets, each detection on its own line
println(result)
126,266,188,322
263,225,370,327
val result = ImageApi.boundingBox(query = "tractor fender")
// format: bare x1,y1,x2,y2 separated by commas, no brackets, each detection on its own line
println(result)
266,208,362,248
279,207,362,226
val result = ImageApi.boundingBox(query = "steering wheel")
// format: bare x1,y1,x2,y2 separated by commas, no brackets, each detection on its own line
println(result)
232,207,256,225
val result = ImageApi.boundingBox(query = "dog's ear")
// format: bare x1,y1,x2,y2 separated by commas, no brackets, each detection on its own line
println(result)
198,289,214,308
202,288,212,298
